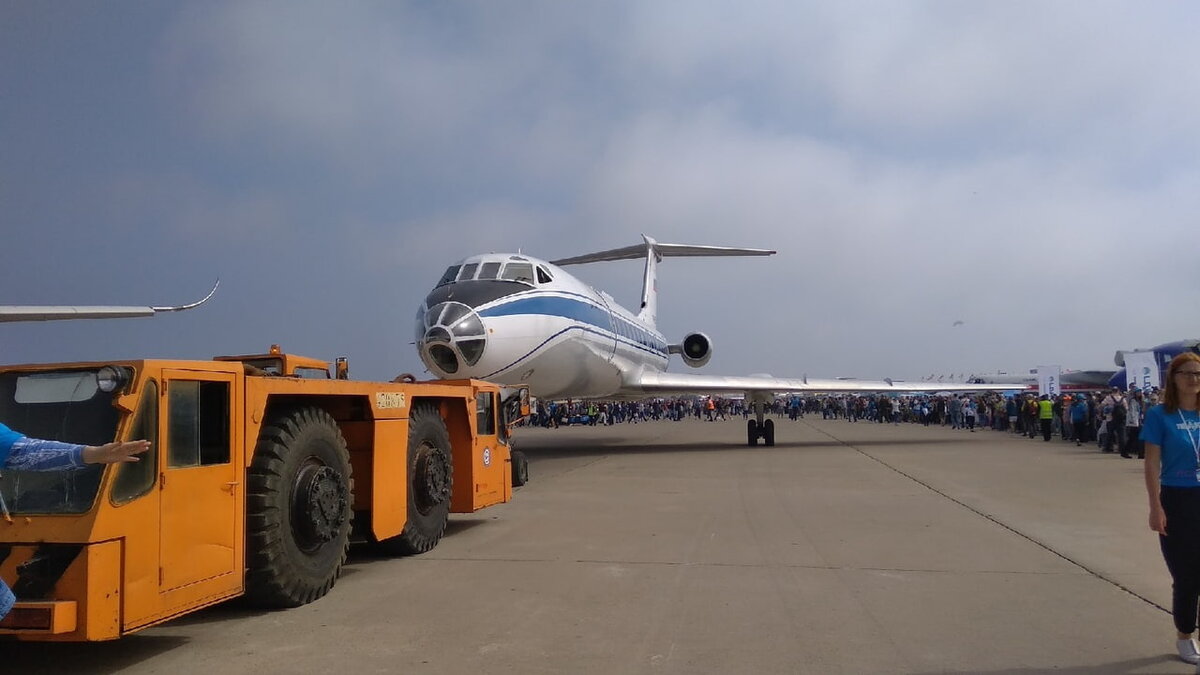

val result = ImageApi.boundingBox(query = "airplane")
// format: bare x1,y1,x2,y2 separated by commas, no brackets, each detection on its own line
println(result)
1109,339,1200,390
964,369,1117,391
0,280,219,322
413,235,1018,446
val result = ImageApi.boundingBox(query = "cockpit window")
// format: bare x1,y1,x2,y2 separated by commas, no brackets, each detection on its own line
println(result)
437,265,460,287
479,262,502,280
457,263,479,281
501,263,534,284
536,266,553,284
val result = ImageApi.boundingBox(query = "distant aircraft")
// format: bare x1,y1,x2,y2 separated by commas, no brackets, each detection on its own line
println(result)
0,280,219,322
966,369,1116,390
414,236,1015,446
1109,340,1200,389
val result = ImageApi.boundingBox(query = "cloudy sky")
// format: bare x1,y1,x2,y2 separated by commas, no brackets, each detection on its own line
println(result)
2,1,1197,383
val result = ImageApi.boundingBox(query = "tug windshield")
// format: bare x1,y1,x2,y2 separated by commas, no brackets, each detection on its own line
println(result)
0,370,120,514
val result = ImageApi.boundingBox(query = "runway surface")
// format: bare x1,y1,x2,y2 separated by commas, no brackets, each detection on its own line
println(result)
4,417,1183,674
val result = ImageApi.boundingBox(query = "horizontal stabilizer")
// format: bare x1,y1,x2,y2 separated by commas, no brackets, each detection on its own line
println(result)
551,241,775,266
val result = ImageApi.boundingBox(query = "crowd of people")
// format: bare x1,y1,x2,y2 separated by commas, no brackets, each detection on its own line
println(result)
525,389,1155,459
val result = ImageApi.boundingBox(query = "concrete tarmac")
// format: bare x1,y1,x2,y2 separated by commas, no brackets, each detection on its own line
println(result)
3,417,1186,674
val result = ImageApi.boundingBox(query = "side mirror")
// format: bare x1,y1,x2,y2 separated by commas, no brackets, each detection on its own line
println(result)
501,387,530,425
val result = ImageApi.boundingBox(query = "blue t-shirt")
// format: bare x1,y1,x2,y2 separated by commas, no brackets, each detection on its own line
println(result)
1141,405,1200,487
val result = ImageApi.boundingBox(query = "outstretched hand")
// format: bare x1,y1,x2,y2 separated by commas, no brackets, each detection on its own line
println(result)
82,440,152,465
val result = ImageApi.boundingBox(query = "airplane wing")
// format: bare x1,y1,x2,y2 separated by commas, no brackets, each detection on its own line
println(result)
627,370,1022,396
0,280,219,323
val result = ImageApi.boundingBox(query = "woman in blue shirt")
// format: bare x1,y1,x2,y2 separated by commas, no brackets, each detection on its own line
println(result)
0,422,149,622
1142,352,1200,665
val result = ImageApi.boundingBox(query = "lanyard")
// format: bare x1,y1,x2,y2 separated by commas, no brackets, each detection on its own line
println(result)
1180,410,1200,469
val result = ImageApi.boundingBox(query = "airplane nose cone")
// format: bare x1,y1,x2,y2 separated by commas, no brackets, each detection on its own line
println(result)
417,301,487,376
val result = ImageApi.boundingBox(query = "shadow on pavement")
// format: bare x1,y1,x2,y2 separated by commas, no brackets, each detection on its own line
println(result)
1,633,190,674
516,435,971,460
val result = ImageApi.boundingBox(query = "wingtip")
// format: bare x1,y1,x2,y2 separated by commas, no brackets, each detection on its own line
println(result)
151,278,220,313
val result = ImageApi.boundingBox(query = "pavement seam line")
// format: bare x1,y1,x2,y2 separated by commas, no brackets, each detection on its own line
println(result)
805,421,1170,616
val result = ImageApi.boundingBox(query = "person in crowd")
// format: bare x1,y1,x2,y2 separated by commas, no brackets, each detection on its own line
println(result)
1038,394,1055,441
1060,393,1080,441
963,397,977,432
1070,394,1090,447
0,422,150,621
1125,388,1146,459
1025,395,1040,438
1141,353,1200,665
1106,389,1127,453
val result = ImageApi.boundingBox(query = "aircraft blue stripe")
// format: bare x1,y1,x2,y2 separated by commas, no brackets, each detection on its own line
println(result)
479,295,611,329
480,294,668,354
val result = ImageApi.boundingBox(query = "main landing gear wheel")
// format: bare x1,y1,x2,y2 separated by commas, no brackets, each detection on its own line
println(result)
746,419,776,447
376,403,453,555
245,406,353,608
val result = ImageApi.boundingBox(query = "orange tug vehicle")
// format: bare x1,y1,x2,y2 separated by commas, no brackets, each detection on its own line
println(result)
0,345,530,641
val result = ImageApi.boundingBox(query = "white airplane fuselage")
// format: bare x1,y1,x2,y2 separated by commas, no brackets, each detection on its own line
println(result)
415,253,668,400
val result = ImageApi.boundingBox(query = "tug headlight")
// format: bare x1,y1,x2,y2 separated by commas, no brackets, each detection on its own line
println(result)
96,366,131,393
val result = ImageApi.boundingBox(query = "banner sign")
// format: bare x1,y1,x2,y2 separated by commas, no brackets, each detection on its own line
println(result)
1124,350,1160,392
1036,365,1061,397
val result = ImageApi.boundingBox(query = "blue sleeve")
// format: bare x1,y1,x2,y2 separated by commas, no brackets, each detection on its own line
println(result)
0,578,14,620
0,422,24,464
3,438,87,471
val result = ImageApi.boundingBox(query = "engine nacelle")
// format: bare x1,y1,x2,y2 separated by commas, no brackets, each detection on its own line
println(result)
669,332,713,368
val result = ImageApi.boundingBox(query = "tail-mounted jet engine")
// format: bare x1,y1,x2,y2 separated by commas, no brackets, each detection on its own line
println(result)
669,332,713,368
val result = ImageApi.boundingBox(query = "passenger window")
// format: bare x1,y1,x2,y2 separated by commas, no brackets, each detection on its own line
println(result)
536,266,552,284
111,380,158,504
457,263,479,281
167,380,230,468
479,262,502,280
476,392,496,436
501,263,534,284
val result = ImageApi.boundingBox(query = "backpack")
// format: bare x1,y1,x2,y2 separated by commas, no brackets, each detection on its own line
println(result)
1111,402,1126,424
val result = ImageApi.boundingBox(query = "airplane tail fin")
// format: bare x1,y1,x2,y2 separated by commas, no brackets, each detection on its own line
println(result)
550,235,775,328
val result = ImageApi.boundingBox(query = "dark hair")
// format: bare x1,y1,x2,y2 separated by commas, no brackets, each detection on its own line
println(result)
1163,352,1200,413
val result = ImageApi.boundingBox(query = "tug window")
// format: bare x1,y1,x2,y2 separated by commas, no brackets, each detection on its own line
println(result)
112,381,159,504
476,392,496,435
167,381,230,468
